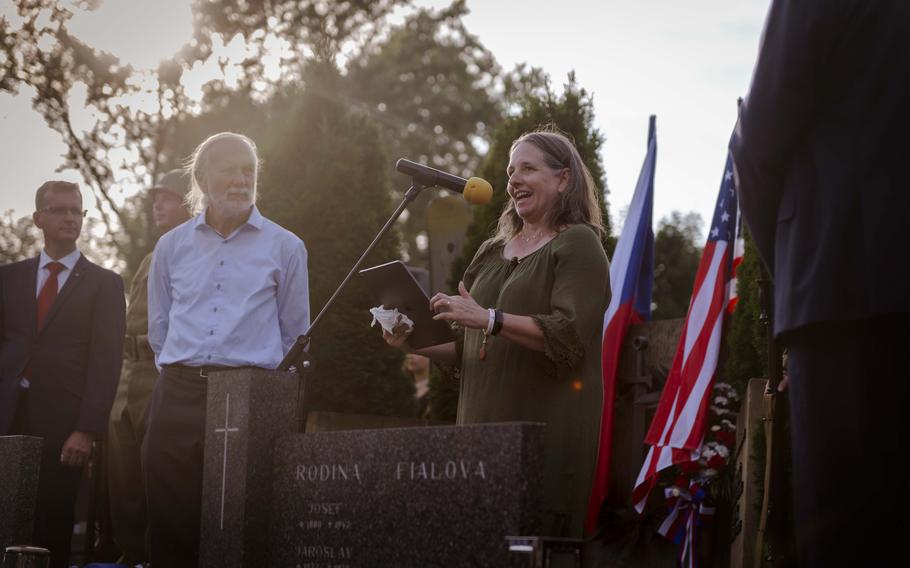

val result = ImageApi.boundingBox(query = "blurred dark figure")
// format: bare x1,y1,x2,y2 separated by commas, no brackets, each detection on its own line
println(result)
731,1,910,566
402,353,431,418
106,170,191,565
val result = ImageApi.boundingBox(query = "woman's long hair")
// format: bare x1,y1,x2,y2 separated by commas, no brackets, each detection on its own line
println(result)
493,127,604,243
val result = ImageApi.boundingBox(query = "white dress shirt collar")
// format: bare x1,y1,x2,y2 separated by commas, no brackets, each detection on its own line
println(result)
39,247,81,271
195,205,264,238
36,247,81,297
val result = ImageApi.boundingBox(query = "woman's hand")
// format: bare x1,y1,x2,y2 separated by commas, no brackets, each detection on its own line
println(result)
382,322,413,349
429,281,489,329
382,322,458,364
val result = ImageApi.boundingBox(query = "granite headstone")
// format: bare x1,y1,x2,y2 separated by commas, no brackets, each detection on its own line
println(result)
729,378,779,568
199,368,299,568
0,436,42,551
269,422,544,568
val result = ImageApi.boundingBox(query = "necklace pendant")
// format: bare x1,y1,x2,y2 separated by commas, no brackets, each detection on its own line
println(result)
520,227,548,244
479,334,487,361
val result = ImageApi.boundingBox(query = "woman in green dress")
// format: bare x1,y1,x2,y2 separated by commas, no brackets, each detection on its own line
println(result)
388,129,610,537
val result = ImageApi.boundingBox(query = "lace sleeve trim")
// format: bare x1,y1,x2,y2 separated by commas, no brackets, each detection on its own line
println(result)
531,313,584,371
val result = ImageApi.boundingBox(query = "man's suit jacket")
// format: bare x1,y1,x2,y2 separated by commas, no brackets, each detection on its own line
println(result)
0,254,126,448
730,0,910,336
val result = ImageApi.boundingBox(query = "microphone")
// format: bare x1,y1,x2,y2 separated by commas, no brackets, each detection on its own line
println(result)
395,159,492,205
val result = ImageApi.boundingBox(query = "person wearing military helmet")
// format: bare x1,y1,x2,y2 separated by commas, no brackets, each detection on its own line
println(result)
106,169,191,566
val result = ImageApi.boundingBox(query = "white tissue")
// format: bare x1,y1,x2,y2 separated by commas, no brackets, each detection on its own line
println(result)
369,305,414,334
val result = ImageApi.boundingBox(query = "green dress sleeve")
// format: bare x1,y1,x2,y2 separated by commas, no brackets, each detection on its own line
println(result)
530,225,610,373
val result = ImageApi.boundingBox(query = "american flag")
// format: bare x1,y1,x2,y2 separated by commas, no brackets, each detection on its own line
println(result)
586,116,656,532
632,152,739,513
726,213,745,314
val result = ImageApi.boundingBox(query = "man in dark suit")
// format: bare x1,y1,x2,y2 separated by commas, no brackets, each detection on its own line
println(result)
0,181,125,568
730,1,910,565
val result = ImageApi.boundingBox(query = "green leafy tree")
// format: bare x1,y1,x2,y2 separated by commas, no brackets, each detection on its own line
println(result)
450,72,613,291
723,228,766,394
258,64,414,416
2,0,507,276
189,0,407,74
0,209,130,276
343,0,502,265
346,1,500,177
652,211,702,320
0,210,42,263
0,0,411,276
0,0,159,272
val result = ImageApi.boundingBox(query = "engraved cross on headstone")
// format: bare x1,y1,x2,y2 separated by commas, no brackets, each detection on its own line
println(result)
200,369,299,568
215,393,240,530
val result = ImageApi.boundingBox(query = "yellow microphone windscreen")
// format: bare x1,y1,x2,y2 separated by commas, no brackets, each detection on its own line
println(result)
463,177,493,205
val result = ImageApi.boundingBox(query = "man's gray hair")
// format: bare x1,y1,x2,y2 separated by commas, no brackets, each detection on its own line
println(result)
184,132,259,214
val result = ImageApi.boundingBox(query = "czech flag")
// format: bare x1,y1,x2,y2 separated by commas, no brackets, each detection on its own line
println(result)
586,116,656,533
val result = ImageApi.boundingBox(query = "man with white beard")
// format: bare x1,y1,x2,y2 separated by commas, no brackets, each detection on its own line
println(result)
143,132,310,568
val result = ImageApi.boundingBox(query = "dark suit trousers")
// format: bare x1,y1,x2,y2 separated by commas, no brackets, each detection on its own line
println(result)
141,367,207,568
784,315,910,567
12,388,83,568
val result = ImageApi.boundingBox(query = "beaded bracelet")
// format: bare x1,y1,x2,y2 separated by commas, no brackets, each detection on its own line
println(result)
491,309,504,336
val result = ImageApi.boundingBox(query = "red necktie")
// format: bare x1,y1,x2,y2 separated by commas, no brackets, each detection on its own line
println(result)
23,262,65,382
36,261,65,330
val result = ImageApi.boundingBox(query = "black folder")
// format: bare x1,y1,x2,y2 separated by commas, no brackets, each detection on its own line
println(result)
358,260,455,349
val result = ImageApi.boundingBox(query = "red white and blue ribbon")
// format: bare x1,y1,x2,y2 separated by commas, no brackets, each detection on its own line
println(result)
658,485,716,568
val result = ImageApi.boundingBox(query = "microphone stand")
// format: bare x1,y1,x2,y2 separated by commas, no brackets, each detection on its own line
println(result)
278,181,430,429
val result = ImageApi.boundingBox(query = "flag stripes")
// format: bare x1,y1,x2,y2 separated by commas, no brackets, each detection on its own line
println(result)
632,152,739,513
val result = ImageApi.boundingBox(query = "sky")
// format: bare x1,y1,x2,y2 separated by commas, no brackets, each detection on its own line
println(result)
0,0,770,238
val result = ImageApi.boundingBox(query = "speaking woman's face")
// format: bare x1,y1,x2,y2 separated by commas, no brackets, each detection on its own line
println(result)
506,142,568,226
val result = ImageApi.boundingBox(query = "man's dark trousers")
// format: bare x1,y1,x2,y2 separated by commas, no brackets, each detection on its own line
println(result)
784,316,909,566
141,365,208,568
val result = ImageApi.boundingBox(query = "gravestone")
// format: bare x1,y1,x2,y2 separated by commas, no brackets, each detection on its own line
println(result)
269,422,544,568
0,436,42,551
305,411,429,433
199,368,299,568
729,379,770,568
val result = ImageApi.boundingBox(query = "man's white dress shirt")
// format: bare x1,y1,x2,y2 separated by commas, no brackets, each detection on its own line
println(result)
148,206,309,369
35,248,81,295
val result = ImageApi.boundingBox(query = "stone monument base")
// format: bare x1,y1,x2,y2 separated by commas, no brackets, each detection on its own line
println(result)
0,436,43,552
270,423,544,567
